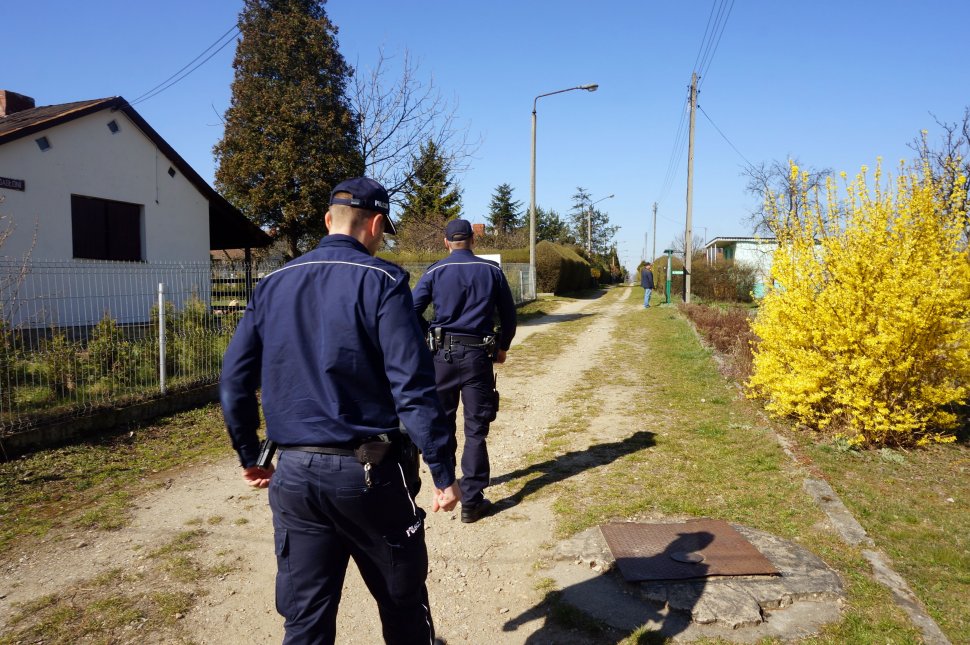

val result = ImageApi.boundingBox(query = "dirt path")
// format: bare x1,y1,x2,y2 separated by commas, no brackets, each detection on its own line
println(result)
1,290,635,644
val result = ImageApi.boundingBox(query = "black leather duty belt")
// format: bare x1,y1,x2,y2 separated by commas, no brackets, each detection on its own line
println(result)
281,445,356,456
444,333,486,347
281,433,399,458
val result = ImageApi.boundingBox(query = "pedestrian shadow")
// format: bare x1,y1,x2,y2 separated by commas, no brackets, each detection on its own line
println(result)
490,430,655,512
518,311,594,327
502,530,713,643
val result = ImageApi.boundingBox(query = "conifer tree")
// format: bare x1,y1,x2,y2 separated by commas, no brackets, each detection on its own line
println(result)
214,0,363,258
486,183,523,236
568,187,619,256
535,206,573,245
397,140,463,252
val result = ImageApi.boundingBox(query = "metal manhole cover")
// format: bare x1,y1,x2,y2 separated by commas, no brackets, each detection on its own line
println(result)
600,518,779,582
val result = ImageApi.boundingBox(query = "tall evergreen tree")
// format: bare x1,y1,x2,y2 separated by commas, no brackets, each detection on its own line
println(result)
569,187,619,256
486,183,523,236
214,0,363,258
397,140,463,252
535,205,573,245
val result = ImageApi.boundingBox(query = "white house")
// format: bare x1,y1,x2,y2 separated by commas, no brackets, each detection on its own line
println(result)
0,90,269,327
703,236,777,298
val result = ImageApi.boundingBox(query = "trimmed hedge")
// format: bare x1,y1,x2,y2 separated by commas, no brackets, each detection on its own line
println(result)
536,241,592,294
379,246,530,265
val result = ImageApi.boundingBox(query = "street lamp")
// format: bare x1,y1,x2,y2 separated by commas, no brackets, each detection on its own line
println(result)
529,83,599,297
586,193,614,255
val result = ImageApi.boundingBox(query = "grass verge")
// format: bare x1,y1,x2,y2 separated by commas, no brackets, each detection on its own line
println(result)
502,294,928,643
680,295,969,643
0,404,233,556
799,439,969,640
0,524,237,645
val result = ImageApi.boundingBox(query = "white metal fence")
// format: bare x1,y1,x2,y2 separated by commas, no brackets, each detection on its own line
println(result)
0,257,533,433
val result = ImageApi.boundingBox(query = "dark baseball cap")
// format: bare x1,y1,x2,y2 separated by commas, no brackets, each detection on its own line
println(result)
329,177,397,234
445,218,473,241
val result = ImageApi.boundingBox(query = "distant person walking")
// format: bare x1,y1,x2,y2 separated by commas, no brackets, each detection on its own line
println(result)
412,219,517,524
641,262,655,307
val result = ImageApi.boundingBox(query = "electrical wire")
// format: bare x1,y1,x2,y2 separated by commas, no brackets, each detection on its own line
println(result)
698,104,754,169
691,1,720,75
656,93,691,206
129,24,239,106
697,0,735,87
654,0,736,208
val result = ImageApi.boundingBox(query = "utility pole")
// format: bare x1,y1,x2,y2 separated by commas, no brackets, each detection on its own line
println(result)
651,202,657,262
684,72,697,303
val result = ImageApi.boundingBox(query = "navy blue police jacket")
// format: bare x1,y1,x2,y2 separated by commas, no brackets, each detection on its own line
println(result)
412,249,517,350
220,234,456,489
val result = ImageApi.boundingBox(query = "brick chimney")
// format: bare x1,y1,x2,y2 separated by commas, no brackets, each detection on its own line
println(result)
472,223,486,237
0,91,36,117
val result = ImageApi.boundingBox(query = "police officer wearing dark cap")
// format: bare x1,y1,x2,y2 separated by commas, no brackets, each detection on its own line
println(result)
220,176,460,644
412,218,517,524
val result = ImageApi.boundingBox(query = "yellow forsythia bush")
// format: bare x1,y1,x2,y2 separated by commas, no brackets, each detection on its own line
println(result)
747,160,970,447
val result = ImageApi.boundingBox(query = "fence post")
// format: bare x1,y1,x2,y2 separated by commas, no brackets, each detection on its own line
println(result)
158,282,167,394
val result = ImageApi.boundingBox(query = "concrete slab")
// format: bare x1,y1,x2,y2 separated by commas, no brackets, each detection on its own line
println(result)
548,522,845,641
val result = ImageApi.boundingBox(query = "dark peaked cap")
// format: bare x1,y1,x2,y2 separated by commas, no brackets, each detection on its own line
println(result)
329,177,397,234
445,219,473,241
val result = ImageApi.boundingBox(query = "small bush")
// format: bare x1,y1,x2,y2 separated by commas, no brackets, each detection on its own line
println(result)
85,314,136,389
679,303,756,379
690,259,757,302
41,330,79,398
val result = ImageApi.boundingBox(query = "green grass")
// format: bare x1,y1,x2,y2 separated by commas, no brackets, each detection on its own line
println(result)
501,296,928,643
0,526,233,644
0,404,233,554
801,439,970,641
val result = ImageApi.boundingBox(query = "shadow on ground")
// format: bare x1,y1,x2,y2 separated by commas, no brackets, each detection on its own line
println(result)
518,311,595,327
502,531,714,643
491,430,656,511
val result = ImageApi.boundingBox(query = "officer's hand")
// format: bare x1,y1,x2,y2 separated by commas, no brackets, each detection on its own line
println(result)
242,465,274,488
431,482,461,512
495,349,507,364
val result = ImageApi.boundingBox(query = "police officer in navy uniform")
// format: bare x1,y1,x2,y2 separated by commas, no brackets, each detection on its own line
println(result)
412,219,517,523
220,177,460,644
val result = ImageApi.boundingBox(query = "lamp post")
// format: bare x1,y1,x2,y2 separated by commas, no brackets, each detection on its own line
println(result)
530,83,598,298
586,193,614,255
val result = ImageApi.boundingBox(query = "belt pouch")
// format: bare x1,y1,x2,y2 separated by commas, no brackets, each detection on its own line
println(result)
354,440,395,466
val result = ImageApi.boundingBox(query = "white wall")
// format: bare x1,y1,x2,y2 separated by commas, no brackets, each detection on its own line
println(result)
734,240,776,280
0,110,210,261
0,109,213,327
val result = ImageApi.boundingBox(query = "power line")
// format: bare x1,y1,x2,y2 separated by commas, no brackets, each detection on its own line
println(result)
691,2,720,74
129,24,239,106
698,104,754,169
697,0,735,86
656,92,691,206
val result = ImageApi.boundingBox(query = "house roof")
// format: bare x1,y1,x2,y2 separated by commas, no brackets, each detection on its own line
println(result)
704,236,778,249
0,96,271,250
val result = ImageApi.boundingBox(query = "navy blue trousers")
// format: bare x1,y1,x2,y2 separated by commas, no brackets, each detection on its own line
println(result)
269,449,434,645
432,344,496,506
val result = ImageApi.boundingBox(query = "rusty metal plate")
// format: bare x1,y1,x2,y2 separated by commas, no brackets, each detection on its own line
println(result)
601,519,779,582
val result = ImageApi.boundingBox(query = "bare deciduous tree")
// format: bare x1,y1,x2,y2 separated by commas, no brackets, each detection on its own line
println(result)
742,159,831,236
909,108,970,243
352,48,478,200
0,197,38,324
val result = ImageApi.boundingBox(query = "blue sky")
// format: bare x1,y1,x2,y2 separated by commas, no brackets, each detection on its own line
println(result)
6,1,969,273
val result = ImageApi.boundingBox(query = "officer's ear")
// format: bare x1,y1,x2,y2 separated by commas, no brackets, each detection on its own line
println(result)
370,213,387,237
325,211,333,231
